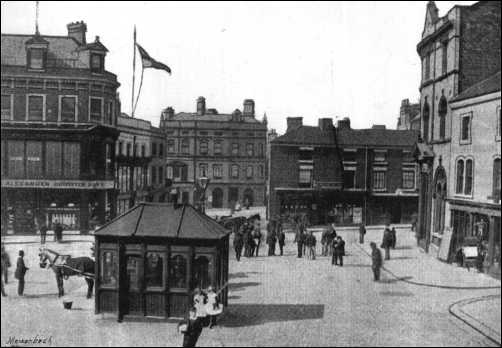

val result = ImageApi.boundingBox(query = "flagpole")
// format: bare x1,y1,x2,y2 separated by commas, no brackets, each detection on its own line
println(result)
131,25,137,118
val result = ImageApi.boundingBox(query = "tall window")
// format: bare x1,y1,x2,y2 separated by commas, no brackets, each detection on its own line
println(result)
28,48,45,70
152,165,157,185
465,159,473,195
181,139,189,154
1,95,12,120
373,171,386,190
89,97,103,122
27,95,44,121
456,159,464,194
422,100,430,142
441,42,448,75
63,142,80,179
246,143,254,157
90,53,104,74
298,166,312,185
424,54,431,80
438,96,447,139
213,164,223,179
152,143,157,156
343,170,356,189
158,143,164,157
60,96,77,122
158,166,164,186
141,145,146,157
231,164,239,179
231,143,239,156
460,113,472,144
8,141,25,178
258,143,264,157
105,100,113,125
402,170,415,189
45,141,63,178
246,165,254,179
259,165,264,178
199,140,208,155
167,139,175,153
493,158,501,201
126,143,131,157
214,140,222,155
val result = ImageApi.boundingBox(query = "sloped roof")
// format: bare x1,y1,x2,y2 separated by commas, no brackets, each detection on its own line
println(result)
95,203,230,239
169,112,262,124
451,71,501,102
337,128,420,147
272,126,337,145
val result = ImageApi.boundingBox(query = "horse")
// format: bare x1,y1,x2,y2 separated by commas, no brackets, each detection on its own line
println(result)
38,248,95,299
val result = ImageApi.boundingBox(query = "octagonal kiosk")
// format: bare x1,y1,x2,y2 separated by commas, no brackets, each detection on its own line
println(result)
94,202,230,321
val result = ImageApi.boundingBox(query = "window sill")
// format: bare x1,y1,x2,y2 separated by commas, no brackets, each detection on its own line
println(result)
459,140,472,145
454,194,473,200
372,188,387,192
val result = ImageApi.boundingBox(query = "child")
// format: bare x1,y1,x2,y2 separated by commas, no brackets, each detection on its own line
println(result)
205,285,222,328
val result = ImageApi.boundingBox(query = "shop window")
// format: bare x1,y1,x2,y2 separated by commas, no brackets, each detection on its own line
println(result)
27,95,45,121
26,141,42,178
63,142,81,179
126,255,141,291
373,171,386,190
45,141,63,178
169,254,188,289
60,96,77,122
182,191,189,204
100,250,118,288
229,187,239,204
1,94,12,120
89,97,103,122
145,251,165,288
8,141,25,178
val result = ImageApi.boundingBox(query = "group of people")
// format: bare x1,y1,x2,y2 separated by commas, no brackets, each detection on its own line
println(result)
1,244,29,297
381,224,397,260
265,217,286,256
38,220,64,244
179,286,222,347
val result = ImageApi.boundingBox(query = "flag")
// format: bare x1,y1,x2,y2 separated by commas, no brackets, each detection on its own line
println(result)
136,43,171,74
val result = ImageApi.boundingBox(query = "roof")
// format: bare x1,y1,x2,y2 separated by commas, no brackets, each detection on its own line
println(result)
95,203,230,239
168,112,263,124
451,71,501,102
337,128,420,147
272,126,337,145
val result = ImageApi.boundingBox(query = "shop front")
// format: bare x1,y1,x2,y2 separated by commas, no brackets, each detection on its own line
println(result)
94,203,230,321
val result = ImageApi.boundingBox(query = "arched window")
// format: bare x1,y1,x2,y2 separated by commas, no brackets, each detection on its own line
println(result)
422,99,430,142
465,159,473,195
212,187,223,208
438,96,447,139
456,159,464,194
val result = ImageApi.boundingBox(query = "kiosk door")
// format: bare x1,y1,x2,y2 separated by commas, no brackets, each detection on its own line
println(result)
125,254,143,316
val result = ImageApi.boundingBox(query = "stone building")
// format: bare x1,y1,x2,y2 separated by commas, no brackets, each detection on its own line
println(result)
414,1,501,252
268,117,419,226
448,72,500,275
1,21,120,233
159,97,267,209
396,98,420,130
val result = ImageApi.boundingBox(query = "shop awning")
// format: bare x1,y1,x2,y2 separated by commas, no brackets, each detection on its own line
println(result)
95,203,230,239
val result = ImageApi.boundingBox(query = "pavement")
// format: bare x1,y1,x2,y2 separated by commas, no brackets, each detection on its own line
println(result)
1,221,500,346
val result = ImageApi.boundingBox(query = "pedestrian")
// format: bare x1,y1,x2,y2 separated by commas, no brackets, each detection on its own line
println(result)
278,225,286,256
327,223,337,256
205,285,222,329
391,227,397,249
332,236,345,266
321,228,329,256
40,222,48,245
1,244,11,285
370,242,383,281
381,224,392,260
359,223,366,244
193,287,208,326
295,224,303,259
179,307,204,347
243,223,251,257
233,228,244,262
54,220,63,243
308,231,316,260
253,221,262,257
266,226,277,257
15,250,28,296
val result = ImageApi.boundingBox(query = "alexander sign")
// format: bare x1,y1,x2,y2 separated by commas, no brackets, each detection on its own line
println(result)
1,179,115,190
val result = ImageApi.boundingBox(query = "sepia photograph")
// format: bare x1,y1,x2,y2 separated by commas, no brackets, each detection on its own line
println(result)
0,1,501,347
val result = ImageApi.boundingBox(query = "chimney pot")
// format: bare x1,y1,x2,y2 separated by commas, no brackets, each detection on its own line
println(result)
67,21,87,45
286,117,303,131
243,99,255,117
196,97,206,116
318,118,333,131
337,117,351,130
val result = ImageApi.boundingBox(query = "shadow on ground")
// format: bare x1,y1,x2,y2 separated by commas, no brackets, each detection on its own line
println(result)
229,272,259,279
228,282,261,292
219,304,325,327
378,276,413,284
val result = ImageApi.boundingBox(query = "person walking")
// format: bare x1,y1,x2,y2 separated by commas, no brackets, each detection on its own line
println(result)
40,222,48,245
309,231,316,260
253,221,262,257
332,236,345,266
233,228,244,262
370,242,383,281
278,225,286,256
321,228,329,256
391,227,397,249
381,224,392,260
327,223,337,257
243,223,251,257
15,250,28,296
54,220,63,243
295,223,303,258
266,228,277,257
1,244,11,285
359,223,366,244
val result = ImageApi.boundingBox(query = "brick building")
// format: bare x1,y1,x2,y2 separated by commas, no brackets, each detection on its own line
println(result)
1,22,120,233
396,98,420,131
159,97,267,209
414,1,501,252
269,117,419,226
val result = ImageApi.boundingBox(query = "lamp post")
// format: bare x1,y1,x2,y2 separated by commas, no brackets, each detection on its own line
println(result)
196,176,210,214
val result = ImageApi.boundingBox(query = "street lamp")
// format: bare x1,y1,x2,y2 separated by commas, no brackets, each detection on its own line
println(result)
196,176,210,214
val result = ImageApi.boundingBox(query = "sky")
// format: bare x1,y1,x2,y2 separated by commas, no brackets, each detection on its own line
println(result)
1,1,476,134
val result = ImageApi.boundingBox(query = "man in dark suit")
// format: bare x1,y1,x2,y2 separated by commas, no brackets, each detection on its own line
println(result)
381,224,393,260
332,236,345,266
370,242,383,281
359,224,366,244
15,250,28,296
40,223,48,244
54,220,63,243
180,308,204,347
233,228,244,262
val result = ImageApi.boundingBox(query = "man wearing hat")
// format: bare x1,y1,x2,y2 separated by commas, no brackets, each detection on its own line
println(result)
370,242,383,281
15,250,28,296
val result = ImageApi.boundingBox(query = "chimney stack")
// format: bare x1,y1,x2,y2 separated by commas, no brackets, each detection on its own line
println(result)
67,21,87,45
286,117,303,132
243,99,255,117
337,117,351,130
318,118,333,131
196,97,206,116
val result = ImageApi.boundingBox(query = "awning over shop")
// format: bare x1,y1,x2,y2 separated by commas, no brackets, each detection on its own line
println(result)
95,203,230,239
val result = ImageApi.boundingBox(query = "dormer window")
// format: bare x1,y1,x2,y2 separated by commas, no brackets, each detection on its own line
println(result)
25,35,49,71
29,49,45,69
90,53,104,74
